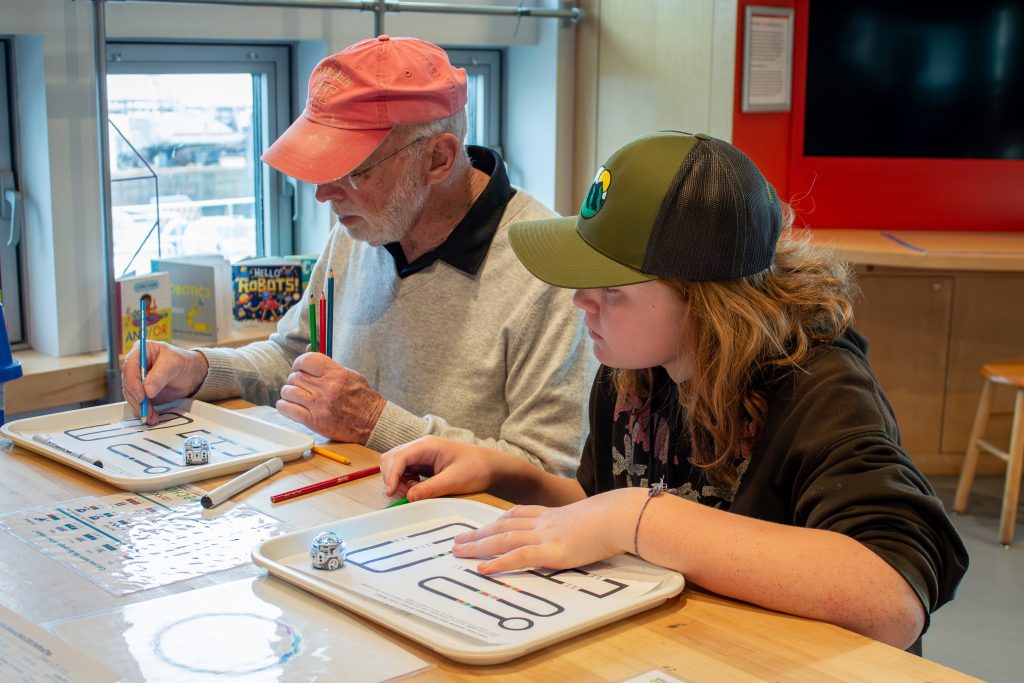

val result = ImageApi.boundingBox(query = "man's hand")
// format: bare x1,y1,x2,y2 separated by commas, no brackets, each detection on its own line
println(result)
277,353,386,444
122,342,210,425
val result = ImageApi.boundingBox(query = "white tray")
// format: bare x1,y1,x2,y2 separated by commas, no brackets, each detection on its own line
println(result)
253,498,685,665
1,399,313,491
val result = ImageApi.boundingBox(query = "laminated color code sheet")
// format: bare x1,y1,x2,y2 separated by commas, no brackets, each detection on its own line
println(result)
0,485,285,595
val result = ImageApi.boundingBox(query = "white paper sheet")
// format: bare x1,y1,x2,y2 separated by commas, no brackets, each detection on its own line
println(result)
50,577,431,683
0,604,118,683
308,515,659,646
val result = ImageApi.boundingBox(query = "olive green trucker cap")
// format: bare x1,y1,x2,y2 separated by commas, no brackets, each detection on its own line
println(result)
509,131,782,288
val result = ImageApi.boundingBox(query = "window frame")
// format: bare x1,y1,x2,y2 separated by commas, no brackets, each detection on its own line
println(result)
104,42,293,260
445,48,502,153
0,39,25,346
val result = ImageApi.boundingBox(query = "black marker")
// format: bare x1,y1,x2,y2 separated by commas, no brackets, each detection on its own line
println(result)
32,433,104,468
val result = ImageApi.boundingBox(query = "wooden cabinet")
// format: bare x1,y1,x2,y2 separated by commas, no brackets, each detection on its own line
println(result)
814,230,1024,475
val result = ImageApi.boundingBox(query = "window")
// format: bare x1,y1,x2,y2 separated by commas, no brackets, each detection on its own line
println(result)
105,43,292,277
0,40,25,345
445,49,502,152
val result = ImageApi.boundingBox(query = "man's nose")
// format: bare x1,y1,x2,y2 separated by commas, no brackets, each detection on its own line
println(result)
315,181,346,203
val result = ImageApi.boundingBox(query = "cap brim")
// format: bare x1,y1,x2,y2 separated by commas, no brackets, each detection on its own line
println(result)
509,217,658,289
261,114,391,184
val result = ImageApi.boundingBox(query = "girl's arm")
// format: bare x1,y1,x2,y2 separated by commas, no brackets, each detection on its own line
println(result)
454,487,923,650
635,491,925,649
380,436,587,507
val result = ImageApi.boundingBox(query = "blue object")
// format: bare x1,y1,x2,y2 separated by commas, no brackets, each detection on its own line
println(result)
0,302,23,425
139,298,148,422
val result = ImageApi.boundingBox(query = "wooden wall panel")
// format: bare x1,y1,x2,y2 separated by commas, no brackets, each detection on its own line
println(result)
852,270,952,463
942,274,1024,459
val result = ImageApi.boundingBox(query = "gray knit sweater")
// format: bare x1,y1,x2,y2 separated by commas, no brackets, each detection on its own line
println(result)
194,189,592,476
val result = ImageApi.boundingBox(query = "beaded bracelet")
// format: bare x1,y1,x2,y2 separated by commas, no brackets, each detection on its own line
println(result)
633,476,668,560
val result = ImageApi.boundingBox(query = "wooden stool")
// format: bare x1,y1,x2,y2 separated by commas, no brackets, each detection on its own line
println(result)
954,360,1024,546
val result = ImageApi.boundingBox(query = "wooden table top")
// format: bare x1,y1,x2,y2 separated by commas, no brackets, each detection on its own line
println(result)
806,228,1024,272
0,400,979,682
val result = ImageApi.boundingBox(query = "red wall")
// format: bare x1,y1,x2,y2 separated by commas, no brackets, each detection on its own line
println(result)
732,0,1024,231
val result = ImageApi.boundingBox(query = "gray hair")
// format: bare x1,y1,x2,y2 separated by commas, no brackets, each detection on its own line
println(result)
404,109,468,143
393,109,471,173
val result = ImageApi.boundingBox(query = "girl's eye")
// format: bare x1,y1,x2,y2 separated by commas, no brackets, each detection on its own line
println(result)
602,287,619,295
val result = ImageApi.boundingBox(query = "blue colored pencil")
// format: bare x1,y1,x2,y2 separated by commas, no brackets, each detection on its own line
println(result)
326,268,334,357
139,298,148,422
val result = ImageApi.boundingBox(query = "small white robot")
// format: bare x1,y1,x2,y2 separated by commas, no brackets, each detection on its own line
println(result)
310,531,345,571
182,436,211,466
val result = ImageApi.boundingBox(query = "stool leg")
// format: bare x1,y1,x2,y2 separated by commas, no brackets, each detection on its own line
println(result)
955,379,995,513
999,390,1024,546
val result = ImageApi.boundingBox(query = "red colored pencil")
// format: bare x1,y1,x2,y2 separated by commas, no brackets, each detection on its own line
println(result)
270,465,381,504
318,292,327,355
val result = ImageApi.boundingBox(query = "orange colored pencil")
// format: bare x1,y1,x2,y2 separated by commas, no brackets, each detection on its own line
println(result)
311,445,352,466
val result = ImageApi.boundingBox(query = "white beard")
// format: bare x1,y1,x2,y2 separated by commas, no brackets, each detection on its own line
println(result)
342,171,430,247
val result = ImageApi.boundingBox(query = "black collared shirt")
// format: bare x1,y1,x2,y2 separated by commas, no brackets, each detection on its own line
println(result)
383,145,514,278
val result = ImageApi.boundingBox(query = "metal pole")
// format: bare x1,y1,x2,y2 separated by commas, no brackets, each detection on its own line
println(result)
115,0,582,23
91,0,123,403
374,0,385,35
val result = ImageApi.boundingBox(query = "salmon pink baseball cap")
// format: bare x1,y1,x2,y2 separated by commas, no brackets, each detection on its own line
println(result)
262,35,468,184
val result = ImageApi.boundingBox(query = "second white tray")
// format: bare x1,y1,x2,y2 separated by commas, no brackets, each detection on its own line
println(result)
253,497,685,665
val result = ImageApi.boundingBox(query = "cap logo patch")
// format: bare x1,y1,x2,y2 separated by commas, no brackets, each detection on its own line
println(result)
581,167,611,219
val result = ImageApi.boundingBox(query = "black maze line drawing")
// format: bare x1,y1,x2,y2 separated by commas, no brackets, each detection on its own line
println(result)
83,426,260,473
346,521,633,632
64,411,194,441
345,522,474,573
530,567,629,599
419,573,563,631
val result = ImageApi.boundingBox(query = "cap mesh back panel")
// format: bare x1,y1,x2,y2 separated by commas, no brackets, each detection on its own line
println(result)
644,137,780,281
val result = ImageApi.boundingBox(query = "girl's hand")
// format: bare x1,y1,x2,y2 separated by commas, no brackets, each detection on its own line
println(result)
379,436,498,501
452,488,642,574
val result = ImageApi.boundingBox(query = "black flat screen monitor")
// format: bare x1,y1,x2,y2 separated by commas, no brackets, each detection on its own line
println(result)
805,1,1024,160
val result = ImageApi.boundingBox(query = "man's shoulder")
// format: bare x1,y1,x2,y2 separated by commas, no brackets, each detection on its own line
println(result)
501,187,558,224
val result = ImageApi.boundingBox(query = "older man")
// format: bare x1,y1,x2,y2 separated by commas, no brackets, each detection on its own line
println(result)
121,36,590,475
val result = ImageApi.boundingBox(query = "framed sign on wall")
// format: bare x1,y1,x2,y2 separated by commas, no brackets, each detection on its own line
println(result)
742,6,795,113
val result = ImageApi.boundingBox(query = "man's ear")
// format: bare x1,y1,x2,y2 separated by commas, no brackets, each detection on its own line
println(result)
423,133,462,186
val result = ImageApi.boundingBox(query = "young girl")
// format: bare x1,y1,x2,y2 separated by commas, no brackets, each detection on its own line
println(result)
380,131,967,651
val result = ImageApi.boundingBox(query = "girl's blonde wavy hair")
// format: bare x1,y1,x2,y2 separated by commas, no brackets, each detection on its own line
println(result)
611,205,856,487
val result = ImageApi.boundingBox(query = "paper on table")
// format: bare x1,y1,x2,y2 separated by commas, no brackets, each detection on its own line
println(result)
0,604,118,683
49,576,432,683
309,515,660,647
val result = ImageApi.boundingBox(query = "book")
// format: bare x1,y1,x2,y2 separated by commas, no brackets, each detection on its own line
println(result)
116,272,172,355
283,254,319,290
151,255,234,343
231,257,304,323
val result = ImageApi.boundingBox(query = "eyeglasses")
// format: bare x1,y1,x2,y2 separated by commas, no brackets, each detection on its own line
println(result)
345,136,429,189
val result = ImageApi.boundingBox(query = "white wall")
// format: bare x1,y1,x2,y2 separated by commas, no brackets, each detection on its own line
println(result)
506,6,577,216
1,0,570,357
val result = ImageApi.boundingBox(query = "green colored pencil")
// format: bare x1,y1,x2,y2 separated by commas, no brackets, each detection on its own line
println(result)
309,299,318,353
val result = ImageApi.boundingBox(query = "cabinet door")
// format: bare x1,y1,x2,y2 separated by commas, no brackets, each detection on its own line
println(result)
943,273,1024,459
852,270,953,462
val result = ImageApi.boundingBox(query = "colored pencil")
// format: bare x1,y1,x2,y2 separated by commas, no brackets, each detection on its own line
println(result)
270,465,381,504
386,497,410,508
311,444,352,466
326,268,334,357
139,298,148,422
309,299,318,353
318,292,326,356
